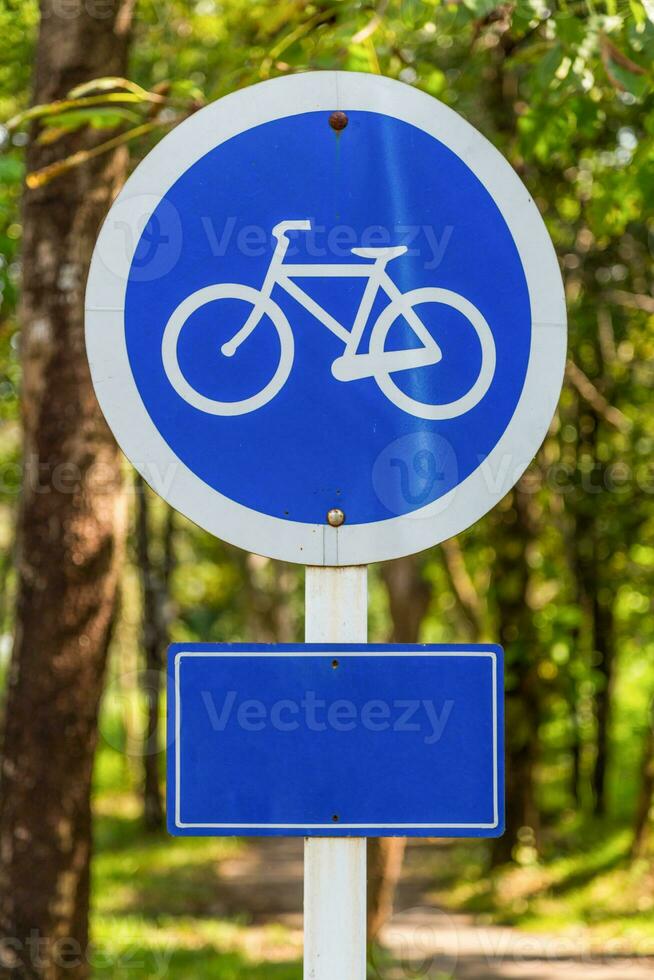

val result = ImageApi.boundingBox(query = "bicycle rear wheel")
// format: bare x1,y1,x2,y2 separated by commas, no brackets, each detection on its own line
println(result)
161,283,293,416
370,287,496,421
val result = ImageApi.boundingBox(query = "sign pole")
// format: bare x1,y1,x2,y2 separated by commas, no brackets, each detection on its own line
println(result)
87,67,562,976
304,565,368,980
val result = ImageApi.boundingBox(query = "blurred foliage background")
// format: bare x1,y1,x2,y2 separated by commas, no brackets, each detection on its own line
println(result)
1,0,654,976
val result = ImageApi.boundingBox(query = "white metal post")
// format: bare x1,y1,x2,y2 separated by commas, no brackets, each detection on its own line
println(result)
304,565,368,980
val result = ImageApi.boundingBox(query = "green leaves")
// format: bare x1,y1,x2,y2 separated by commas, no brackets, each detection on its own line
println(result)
0,156,23,184
640,0,654,24
36,107,142,145
7,92,155,133
600,40,650,97
66,76,156,100
24,121,165,189
2,76,201,188
461,0,504,15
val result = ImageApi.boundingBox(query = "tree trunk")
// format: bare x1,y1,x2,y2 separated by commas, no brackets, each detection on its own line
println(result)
566,530,590,812
572,409,616,818
440,536,484,641
631,700,654,858
0,3,133,977
561,506,589,811
367,830,408,942
570,690,583,808
381,558,431,647
490,483,542,866
591,587,615,816
367,558,430,941
135,477,174,832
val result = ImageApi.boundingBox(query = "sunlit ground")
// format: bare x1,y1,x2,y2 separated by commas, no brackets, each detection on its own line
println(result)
92,722,302,978
90,699,654,978
421,828,654,949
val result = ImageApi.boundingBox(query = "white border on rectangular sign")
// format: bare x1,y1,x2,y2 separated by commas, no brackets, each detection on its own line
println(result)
170,648,502,833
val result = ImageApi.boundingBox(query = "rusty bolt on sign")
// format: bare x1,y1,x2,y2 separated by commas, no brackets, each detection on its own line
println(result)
329,111,349,132
327,508,345,527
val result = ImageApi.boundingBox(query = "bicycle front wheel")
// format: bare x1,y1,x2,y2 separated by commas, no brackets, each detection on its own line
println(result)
161,283,294,416
370,287,496,421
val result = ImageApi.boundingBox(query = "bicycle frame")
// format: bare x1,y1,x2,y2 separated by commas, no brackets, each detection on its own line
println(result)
222,225,442,381
163,219,495,420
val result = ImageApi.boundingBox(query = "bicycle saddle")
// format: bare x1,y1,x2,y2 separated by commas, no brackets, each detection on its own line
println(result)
351,245,408,260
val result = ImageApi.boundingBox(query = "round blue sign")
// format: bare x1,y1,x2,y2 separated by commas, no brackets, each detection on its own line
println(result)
87,73,566,565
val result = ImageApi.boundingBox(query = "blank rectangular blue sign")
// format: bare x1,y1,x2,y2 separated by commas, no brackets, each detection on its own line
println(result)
167,644,504,837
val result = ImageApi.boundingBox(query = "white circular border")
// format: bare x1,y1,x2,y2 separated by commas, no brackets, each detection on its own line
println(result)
85,71,567,567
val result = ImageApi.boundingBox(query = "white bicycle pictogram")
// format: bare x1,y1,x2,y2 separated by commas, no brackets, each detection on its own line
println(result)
161,219,496,420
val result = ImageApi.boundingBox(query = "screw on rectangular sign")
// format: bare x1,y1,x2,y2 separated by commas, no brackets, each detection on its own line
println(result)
167,644,504,837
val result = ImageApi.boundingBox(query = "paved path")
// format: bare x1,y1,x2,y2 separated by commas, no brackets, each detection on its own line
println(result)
216,838,654,979
379,907,654,979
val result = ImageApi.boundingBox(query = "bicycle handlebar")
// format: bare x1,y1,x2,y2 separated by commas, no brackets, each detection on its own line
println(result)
272,219,312,240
